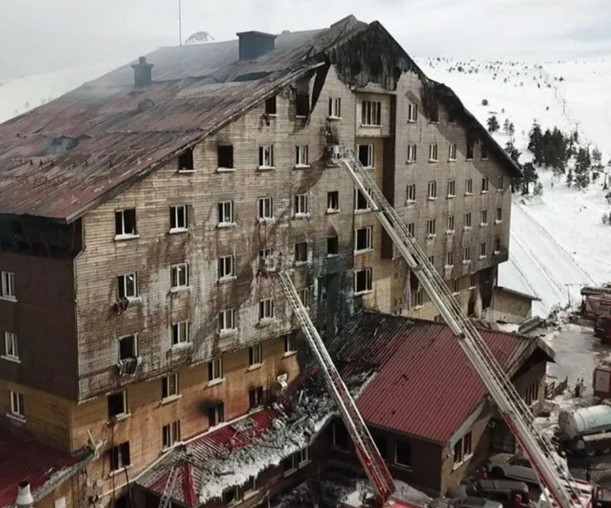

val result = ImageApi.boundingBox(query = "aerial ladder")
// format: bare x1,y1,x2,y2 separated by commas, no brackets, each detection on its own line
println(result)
334,149,588,508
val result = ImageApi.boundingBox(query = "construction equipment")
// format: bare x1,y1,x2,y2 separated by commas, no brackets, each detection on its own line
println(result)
276,270,395,506
158,465,179,508
336,149,588,508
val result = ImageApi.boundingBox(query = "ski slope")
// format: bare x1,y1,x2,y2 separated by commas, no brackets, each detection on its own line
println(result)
418,57,611,316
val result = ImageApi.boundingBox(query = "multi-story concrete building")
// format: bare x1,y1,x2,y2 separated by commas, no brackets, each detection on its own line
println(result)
0,16,519,507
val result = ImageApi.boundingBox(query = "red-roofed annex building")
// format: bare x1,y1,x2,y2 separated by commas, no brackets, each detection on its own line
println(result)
0,15,520,508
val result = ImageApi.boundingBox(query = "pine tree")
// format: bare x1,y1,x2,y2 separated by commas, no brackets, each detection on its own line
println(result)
574,147,591,190
487,115,500,133
503,118,511,134
592,147,602,166
566,168,573,187
528,122,543,164
521,162,538,195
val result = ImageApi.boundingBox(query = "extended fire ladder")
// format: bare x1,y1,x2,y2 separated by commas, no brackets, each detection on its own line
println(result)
338,150,585,508
276,270,396,505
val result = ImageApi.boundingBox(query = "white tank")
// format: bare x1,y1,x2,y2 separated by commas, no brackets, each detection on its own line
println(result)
559,405,611,439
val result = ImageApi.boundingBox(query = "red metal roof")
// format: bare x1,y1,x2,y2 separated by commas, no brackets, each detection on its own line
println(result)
0,426,84,506
334,312,528,444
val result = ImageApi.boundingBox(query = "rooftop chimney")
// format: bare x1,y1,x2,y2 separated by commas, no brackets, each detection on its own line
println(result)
131,56,154,87
236,31,276,61
15,481,34,508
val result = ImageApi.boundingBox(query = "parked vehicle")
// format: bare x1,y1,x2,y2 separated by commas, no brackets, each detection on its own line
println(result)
558,405,611,455
451,496,503,508
489,464,539,486
449,480,531,508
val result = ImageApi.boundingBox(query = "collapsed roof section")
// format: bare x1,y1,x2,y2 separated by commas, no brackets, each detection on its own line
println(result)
0,15,519,222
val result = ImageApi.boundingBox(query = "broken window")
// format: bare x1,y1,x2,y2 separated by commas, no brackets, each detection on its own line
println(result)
296,93,309,117
10,391,24,418
466,138,475,160
219,309,236,332
481,177,489,193
447,215,455,232
447,180,456,197
327,236,339,256
208,402,224,427
162,373,179,399
249,386,264,409
427,181,437,200
355,188,372,211
178,148,194,171
294,242,309,263
294,194,309,216
218,201,234,225
115,209,137,237
395,442,411,467
327,191,339,212
218,255,235,280
257,197,273,220
258,248,274,270
1,271,16,299
481,210,488,226
407,144,417,162
258,145,274,168
248,344,263,367
328,97,341,118
4,332,18,360
428,143,438,162
355,227,373,252
117,273,138,299
217,145,233,169
265,96,277,115
426,219,436,236
295,145,309,167
109,441,131,471
162,421,181,449
357,144,375,168
407,222,415,237
463,246,471,263
169,204,188,231
480,242,487,258
208,358,223,381
407,103,418,122
118,334,138,360
361,100,381,126
354,268,372,294
406,184,416,203
259,298,274,320
171,321,190,346
171,263,189,289
108,391,127,419
222,487,239,506
465,178,473,195
464,213,472,229
333,422,349,450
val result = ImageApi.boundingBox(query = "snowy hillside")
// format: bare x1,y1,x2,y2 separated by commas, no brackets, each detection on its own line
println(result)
417,58,611,316
0,60,123,123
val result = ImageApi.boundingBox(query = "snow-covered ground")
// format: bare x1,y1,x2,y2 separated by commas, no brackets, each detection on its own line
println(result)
0,60,123,123
418,58,611,316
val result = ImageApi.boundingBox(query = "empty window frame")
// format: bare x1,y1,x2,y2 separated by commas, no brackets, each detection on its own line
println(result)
249,386,264,409
463,246,472,263
118,273,138,299
447,215,455,232
108,391,127,419
169,205,188,231
208,358,223,382
171,321,190,346
218,201,235,225
494,238,502,254
448,143,457,161
407,103,418,122
257,197,273,220
407,144,417,163
361,100,382,126
464,213,472,229
395,441,411,467
354,268,372,294
407,222,415,237
219,308,236,332
265,96,277,115
110,442,131,472
118,334,138,360
258,145,274,168
481,210,488,226
4,332,18,360
465,178,473,195
427,181,437,200
358,144,375,168
162,421,181,449
466,138,475,160
428,143,438,162
413,289,424,307
208,402,225,427
115,209,137,237
498,175,504,191
218,255,235,280
171,263,189,289
429,102,440,122
294,194,309,216
481,143,489,160
480,242,487,258
258,248,274,270
10,390,24,418
446,251,454,267
327,191,339,212
295,145,309,167
327,236,339,256
294,242,309,264
1,271,16,299
298,287,310,308
406,184,416,203
496,207,503,222
162,373,179,399
333,422,350,450
355,226,373,252
355,188,372,211
217,145,233,169
447,180,456,198
481,177,489,193
328,97,342,118
426,219,436,236
296,93,309,117
178,149,194,171
259,298,274,320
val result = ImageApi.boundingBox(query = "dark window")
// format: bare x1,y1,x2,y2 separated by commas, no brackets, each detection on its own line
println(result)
448,107,456,123
327,236,339,256
395,441,411,466
327,191,339,211
249,386,264,409
296,94,309,116
333,422,350,450
115,209,136,236
430,102,439,122
466,138,475,160
108,392,126,418
374,435,389,460
110,441,131,471
481,143,489,160
217,145,233,168
265,96,276,115
178,148,194,170
119,335,138,360
354,268,372,293
222,487,239,505
294,242,308,263
208,402,224,427
355,189,370,211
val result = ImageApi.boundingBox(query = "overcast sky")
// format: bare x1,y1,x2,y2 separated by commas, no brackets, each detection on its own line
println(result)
1,0,610,79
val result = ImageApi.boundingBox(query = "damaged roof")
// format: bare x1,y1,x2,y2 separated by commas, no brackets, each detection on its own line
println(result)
332,312,549,444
